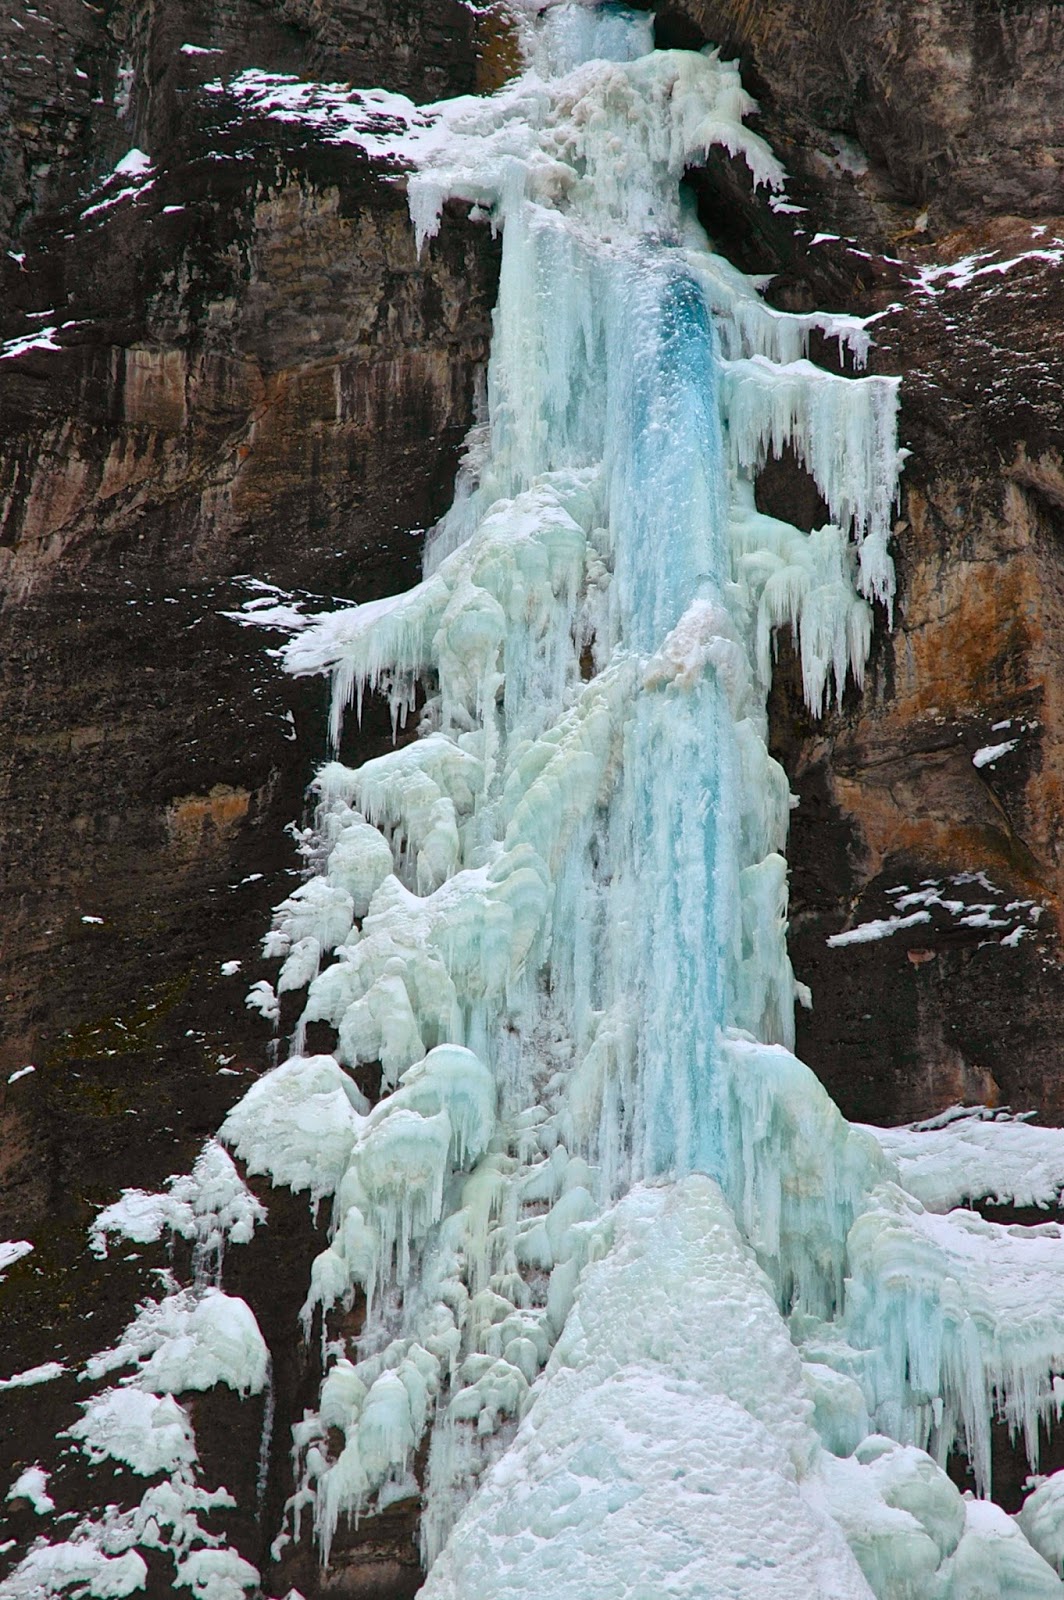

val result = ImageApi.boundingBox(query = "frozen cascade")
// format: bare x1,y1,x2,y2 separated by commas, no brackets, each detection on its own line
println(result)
197,4,1064,1597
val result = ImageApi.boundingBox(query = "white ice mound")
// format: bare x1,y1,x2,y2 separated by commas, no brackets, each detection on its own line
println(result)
419,1177,874,1599
284,479,595,751
942,1498,1063,1599
173,1546,260,1599
220,1054,367,1206
808,1437,968,1598
1019,1471,1064,1578
85,1287,268,1397
68,1388,197,1476
717,1035,889,1316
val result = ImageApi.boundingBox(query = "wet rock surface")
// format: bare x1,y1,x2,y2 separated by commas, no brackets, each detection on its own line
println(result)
3,0,1064,1593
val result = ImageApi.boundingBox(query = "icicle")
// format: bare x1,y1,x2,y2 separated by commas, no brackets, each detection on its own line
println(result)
256,1358,276,1521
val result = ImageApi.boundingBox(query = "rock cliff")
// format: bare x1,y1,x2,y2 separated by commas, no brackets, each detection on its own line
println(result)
2,0,1063,1592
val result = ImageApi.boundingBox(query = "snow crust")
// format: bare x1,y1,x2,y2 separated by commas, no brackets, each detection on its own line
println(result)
0,327,67,361
864,1107,1064,1213
828,910,932,947
913,243,1064,296
81,149,155,220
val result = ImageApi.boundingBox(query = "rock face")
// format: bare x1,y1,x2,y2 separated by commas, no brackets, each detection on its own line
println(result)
3,0,1064,1593
0,2,498,1593
653,0,1064,231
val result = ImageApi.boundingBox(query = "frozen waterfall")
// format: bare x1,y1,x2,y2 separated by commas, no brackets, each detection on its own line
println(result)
232,6,1064,1596
19,5,1064,1600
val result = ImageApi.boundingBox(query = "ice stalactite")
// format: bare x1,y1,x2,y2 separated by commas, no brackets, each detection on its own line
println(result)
210,7,1064,1596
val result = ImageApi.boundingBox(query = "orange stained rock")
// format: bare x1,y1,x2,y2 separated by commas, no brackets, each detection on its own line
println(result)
164,784,251,854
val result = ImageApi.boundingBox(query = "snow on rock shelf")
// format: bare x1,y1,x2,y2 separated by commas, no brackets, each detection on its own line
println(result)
864,1107,1064,1213
89,1139,266,1275
0,1240,33,1280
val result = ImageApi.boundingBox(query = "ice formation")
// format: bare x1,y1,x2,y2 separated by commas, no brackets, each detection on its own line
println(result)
863,1107,1064,1213
3,1276,268,1599
85,1286,269,1396
0,1361,66,1392
7,1467,55,1517
0,1282,272,1595
208,4,1064,1593
89,1139,265,1278
18,4,1064,1596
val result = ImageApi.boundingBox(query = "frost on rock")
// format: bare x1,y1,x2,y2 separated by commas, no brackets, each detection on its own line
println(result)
89,1141,265,1276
